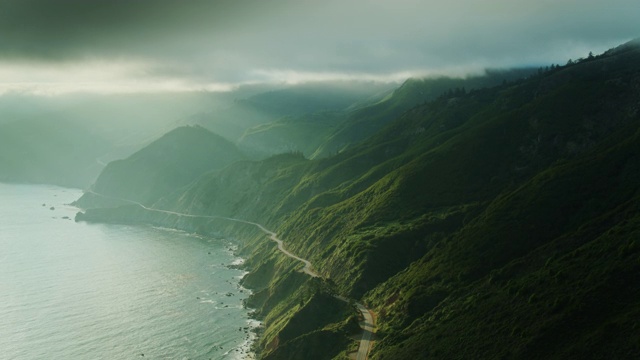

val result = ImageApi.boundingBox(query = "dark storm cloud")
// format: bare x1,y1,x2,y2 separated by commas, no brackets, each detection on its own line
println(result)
0,0,638,89
0,0,262,59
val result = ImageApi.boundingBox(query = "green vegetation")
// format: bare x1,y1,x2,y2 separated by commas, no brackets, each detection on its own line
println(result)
238,111,345,157
194,81,394,156
230,70,537,159
311,68,537,158
76,125,246,207
76,40,640,359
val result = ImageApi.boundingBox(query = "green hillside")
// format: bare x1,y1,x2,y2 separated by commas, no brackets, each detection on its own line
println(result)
195,81,394,148
76,40,640,359
238,111,344,157
76,125,246,207
236,69,536,160
310,68,537,158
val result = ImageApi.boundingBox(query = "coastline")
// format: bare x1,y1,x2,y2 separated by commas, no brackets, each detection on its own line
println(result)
76,200,269,358
75,191,369,359
2,183,256,359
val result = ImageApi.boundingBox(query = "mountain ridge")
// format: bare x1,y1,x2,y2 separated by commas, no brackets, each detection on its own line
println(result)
75,125,246,207
75,40,640,359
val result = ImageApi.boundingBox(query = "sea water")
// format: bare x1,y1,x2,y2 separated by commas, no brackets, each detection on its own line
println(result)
0,183,256,359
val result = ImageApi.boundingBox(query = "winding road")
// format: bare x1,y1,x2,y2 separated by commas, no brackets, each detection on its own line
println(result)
355,303,375,360
83,190,375,359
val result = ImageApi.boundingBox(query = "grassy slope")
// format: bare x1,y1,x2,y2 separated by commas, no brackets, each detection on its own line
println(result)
359,43,640,358
79,125,246,206
197,81,394,154
238,111,345,157
235,70,536,160
140,42,639,359
76,40,640,359
367,126,640,359
311,68,536,159
276,43,640,296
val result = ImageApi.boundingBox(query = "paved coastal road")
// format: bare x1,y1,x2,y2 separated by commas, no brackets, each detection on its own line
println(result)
355,303,374,360
334,295,375,360
84,191,374,358
245,223,319,278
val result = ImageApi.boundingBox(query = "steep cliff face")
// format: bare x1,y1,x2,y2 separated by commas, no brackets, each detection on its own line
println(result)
76,40,640,359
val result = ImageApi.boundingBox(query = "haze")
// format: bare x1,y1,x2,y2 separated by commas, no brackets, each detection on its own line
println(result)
2,1,640,359
0,0,637,187
0,0,637,95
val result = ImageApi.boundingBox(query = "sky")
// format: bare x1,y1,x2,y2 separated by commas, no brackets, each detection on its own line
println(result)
0,0,638,95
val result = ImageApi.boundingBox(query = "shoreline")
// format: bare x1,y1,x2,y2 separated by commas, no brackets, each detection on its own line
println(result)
61,185,265,359
75,190,374,359
2,183,257,359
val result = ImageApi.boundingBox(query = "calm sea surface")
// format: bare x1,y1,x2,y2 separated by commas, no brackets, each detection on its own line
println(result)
0,183,256,360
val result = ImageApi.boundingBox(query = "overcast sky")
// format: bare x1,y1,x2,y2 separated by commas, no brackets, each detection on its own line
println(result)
0,0,637,95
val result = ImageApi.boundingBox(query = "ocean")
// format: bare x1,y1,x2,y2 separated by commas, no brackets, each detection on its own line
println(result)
0,183,256,359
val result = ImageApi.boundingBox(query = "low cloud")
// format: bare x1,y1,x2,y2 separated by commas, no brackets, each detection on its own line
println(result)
0,0,637,94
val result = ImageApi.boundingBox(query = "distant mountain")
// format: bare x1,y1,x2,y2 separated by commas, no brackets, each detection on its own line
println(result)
0,118,109,188
75,125,246,207
237,70,536,159
193,81,394,150
237,111,345,157
76,40,640,359
311,68,537,158
0,90,259,188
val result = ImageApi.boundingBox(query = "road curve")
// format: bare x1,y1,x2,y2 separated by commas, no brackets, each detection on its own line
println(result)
355,303,374,360
85,191,319,276
240,223,319,278
83,190,373,358
334,295,375,360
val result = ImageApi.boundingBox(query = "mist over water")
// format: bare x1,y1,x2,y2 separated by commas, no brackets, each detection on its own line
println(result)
0,184,255,359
